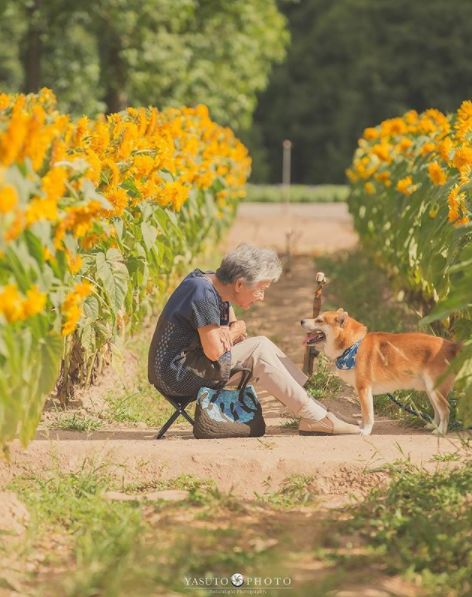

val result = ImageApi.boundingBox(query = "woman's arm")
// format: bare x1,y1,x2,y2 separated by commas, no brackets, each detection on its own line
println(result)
198,302,247,360
198,324,232,361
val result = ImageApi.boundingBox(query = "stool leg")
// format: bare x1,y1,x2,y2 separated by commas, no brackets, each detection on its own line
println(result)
168,397,195,426
180,408,195,425
156,409,181,439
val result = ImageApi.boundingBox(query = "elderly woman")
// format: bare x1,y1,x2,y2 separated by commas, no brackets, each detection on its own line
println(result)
148,244,360,435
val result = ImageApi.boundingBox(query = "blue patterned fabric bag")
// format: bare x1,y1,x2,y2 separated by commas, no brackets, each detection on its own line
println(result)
193,367,266,439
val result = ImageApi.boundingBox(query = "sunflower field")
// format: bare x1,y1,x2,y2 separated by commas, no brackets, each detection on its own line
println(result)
347,102,472,421
0,89,250,449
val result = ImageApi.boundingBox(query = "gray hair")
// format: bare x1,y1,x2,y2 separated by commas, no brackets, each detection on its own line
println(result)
216,243,282,286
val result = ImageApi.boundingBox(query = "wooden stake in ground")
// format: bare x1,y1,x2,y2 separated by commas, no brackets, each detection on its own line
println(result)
282,139,293,274
302,271,326,376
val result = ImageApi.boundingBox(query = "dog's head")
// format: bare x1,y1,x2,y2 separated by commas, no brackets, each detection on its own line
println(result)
300,308,350,347
300,309,365,348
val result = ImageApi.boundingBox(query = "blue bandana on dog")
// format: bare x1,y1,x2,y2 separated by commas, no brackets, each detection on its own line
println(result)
335,340,362,370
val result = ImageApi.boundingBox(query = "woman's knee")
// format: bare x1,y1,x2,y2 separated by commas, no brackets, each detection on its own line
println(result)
252,335,277,356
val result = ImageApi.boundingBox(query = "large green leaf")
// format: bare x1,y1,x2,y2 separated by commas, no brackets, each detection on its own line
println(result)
95,249,130,312
141,222,158,251
37,333,64,397
83,295,100,322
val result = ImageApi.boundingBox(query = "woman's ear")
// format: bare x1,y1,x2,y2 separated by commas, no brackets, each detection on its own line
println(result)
234,278,244,293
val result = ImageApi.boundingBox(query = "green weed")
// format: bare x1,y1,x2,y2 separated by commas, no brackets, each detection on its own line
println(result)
257,475,317,509
281,417,299,429
430,451,463,462
103,334,180,427
322,458,472,596
105,386,179,427
53,413,103,432
6,465,285,595
8,460,148,595
305,355,343,402
124,473,222,505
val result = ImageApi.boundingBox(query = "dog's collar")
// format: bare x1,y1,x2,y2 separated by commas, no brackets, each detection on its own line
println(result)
335,339,362,370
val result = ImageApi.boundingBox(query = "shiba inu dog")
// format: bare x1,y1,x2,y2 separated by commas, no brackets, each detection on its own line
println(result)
301,309,461,436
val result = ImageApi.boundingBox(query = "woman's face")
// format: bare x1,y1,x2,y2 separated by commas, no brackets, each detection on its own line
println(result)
233,279,271,309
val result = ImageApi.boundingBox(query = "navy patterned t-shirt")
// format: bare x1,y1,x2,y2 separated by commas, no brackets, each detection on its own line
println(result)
148,268,232,397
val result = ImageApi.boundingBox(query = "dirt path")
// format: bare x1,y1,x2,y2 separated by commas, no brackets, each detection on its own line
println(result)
1,202,468,498
221,202,358,255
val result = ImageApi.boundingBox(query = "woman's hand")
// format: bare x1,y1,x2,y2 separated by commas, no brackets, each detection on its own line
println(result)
219,326,233,352
229,320,247,344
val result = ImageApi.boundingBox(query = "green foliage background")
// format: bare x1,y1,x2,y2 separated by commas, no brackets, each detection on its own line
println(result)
0,0,288,131
250,0,472,183
5,0,472,185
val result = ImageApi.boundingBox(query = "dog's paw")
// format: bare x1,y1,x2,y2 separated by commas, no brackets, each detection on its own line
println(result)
432,427,447,436
359,426,373,436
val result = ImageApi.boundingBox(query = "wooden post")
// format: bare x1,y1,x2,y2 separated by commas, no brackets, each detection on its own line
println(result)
282,139,293,273
302,272,326,376
282,139,292,200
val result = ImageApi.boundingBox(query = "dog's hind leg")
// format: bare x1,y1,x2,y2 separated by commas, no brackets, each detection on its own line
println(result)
424,374,450,435
423,407,440,431
357,384,374,436
423,382,441,431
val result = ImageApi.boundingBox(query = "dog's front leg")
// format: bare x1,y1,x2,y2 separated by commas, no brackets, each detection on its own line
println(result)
357,384,374,435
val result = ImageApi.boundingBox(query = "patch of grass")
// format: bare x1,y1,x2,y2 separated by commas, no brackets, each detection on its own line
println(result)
8,459,469,596
281,417,299,429
257,475,317,509
8,460,148,596
133,474,250,514
305,355,343,402
430,451,464,463
103,332,182,427
246,184,348,203
53,413,103,432
105,386,180,427
124,473,225,506
321,458,472,596
6,465,288,595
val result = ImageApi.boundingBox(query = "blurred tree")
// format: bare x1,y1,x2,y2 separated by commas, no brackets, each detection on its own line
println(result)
0,0,288,130
21,0,43,92
0,0,24,92
0,0,104,114
251,0,472,183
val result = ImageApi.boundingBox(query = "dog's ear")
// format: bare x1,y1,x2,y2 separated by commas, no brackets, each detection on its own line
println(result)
336,309,349,327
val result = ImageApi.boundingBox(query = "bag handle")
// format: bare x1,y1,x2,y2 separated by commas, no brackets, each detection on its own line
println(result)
208,367,253,404
229,366,253,400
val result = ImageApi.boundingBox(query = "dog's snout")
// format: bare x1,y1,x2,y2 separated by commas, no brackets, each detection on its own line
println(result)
300,319,306,325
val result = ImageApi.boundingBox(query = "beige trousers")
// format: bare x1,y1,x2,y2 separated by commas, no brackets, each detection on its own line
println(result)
229,336,327,421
